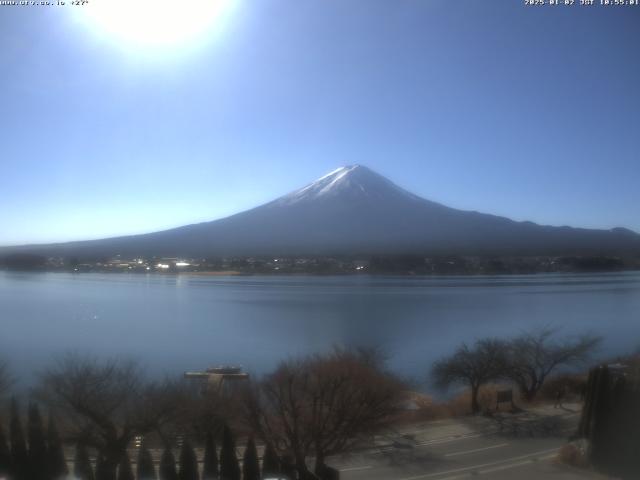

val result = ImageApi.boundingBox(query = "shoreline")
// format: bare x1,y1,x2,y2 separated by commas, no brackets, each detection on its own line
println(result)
1,268,639,277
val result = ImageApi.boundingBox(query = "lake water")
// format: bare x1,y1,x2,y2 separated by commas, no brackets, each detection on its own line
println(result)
1,271,639,387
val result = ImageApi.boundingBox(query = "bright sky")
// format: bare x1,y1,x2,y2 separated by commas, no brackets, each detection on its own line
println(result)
1,0,639,246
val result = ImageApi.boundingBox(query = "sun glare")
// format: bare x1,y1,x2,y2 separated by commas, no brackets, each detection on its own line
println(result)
76,0,234,48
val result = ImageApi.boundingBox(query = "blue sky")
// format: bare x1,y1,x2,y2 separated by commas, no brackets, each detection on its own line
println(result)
1,0,639,246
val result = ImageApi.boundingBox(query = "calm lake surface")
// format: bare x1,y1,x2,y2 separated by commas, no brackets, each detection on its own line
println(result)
1,271,639,386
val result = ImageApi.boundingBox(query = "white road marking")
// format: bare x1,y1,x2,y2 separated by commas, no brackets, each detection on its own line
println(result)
397,447,559,480
477,453,557,475
371,431,496,456
436,453,558,480
339,465,373,472
416,432,486,447
444,442,509,457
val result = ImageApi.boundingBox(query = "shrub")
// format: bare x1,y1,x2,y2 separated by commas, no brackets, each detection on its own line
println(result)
219,425,240,480
202,432,219,480
160,449,179,480
0,422,10,479
27,403,48,480
557,442,589,468
74,443,95,480
137,443,157,480
179,440,199,480
261,443,280,478
47,415,69,480
10,398,28,480
117,451,135,480
242,437,259,480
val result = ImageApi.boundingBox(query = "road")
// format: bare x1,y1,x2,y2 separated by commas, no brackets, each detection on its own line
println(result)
329,403,607,480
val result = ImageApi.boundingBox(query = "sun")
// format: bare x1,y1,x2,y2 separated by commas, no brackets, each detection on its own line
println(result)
76,0,235,48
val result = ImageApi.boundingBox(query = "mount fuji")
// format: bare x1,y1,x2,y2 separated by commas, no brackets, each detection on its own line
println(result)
4,165,640,258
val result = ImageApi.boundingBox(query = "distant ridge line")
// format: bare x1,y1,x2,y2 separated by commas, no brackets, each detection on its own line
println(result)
1,165,639,259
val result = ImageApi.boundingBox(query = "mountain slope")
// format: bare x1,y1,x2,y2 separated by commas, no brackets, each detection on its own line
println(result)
3,165,640,258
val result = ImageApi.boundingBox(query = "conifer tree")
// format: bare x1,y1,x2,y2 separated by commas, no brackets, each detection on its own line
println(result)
28,403,48,480
242,437,259,480
202,432,219,480
137,442,157,480
159,449,179,480
95,454,113,480
261,444,280,479
179,439,199,480
219,426,240,480
47,415,69,480
74,443,95,480
0,421,10,479
279,455,296,480
10,398,28,480
117,450,135,480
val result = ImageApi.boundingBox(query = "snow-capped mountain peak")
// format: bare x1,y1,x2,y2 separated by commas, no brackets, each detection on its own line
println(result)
4,164,639,258
278,165,421,205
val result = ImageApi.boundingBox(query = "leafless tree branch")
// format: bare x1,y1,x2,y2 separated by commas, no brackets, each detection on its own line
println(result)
243,348,406,478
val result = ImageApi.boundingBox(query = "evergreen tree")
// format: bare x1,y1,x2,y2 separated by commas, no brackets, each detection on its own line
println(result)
242,437,259,480
74,443,95,480
117,450,135,480
179,439,199,480
219,426,240,480
0,421,11,479
261,444,280,479
9,398,28,480
137,443,157,480
28,403,48,480
279,455,296,480
47,415,69,480
202,432,219,480
159,449,179,480
95,454,113,480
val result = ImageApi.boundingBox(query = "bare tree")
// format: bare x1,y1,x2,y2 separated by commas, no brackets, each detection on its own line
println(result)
244,348,406,479
431,339,508,414
38,354,183,480
504,328,601,401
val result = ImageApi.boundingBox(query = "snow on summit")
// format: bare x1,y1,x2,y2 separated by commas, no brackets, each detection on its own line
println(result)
278,165,421,205
3,164,640,257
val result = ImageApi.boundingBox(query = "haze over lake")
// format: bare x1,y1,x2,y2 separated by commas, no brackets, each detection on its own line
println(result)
2,271,639,387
